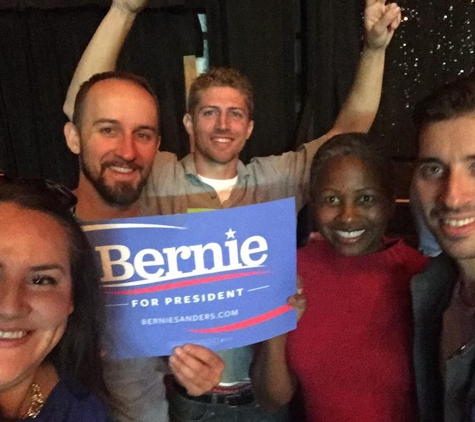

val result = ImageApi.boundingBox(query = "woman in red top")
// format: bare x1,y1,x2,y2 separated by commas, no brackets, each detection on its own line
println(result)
251,133,428,422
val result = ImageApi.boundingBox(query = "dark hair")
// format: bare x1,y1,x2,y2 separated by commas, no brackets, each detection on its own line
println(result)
310,132,395,203
0,180,107,399
188,67,254,119
413,74,475,136
73,70,160,130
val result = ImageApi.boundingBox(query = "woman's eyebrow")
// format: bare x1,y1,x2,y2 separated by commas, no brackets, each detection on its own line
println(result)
30,264,66,273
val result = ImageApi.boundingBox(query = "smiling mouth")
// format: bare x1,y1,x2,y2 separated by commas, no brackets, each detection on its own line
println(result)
0,330,28,340
212,138,232,144
443,217,475,227
336,230,365,239
108,166,135,174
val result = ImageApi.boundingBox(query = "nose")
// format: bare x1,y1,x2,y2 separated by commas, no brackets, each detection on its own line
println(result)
440,169,473,210
338,203,358,223
0,282,30,320
115,133,137,161
216,112,230,131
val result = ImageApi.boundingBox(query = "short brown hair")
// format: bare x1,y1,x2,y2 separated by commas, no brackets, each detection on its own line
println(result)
73,71,160,130
188,67,254,119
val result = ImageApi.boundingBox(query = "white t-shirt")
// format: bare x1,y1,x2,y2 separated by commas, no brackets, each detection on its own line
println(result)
196,174,238,203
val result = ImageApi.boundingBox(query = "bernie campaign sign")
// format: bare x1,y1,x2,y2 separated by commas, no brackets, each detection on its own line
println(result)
82,198,297,359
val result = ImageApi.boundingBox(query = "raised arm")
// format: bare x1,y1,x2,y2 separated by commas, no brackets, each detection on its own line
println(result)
63,0,148,120
327,0,402,137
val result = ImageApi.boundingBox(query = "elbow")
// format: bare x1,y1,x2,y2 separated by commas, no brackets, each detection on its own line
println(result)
253,390,292,413
330,113,377,137
63,100,73,122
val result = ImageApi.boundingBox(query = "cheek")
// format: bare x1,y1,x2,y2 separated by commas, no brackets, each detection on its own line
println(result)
415,179,438,202
314,207,336,229
82,139,109,166
367,207,391,230
236,123,250,138
34,292,73,332
194,120,212,136
137,145,158,167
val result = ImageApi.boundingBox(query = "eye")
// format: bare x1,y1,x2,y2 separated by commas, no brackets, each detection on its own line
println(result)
358,194,374,204
418,163,445,179
136,132,152,141
323,196,340,205
99,127,116,136
202,109,217,117
230,110,244,119
30,275,58,287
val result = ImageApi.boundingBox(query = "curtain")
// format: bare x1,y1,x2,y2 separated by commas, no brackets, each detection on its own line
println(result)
0,5,199,187
295,0,362,146
0,1,185,9
372,0,475,158
206,0,298,163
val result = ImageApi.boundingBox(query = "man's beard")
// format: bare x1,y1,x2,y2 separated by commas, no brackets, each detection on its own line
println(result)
80,155,147,209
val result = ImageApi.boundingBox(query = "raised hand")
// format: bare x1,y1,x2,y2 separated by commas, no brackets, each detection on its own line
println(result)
112,0,149,13
365,0,402,50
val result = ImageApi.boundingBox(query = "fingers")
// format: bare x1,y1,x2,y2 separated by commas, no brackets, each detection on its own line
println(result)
373,3,401,35
287,292,307,323
169,344,225,396
365,0,386,7
296,275,303,294
112,0,149,14
390,7,402,31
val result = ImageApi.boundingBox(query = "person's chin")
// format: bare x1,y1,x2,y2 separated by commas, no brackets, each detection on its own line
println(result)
332,241,365,257
438,236,475,261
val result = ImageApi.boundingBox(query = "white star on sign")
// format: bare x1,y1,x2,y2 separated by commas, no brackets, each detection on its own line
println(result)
225,228,236,239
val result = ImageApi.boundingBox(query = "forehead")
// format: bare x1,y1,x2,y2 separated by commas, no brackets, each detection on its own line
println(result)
419,114,475,160
319,155,384,189
0,203,70,266
197,86,249,111
82,79,159,125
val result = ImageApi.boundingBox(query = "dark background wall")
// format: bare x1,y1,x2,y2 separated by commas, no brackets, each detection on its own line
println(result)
0,0,364,187
1,0,474,199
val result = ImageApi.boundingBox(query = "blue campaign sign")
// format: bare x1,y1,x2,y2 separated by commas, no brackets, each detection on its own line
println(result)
82,198,297,359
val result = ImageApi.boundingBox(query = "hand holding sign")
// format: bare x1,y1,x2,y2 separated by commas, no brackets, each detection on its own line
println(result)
170,344,225,396
287,275,306,323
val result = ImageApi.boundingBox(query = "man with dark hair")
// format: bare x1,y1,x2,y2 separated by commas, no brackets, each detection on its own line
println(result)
63,0,401,420
411,74,475,422
64,71,225,421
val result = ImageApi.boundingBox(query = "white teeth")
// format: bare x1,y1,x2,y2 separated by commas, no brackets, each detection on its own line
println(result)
213,138,231,143
336,230,365,239
109,166,133,174
444,217,475,227
0,330,27,339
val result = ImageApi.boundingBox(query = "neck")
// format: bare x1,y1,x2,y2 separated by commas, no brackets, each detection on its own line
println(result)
457,258,475,307
194,156,238,180
75,174,140,221
0,363,57,418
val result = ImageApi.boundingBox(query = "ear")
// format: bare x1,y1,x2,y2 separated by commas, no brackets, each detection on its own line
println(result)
68,300,74,316
156,135,162,150
246,120,255,140
183,113,194,137
64,122,81,155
